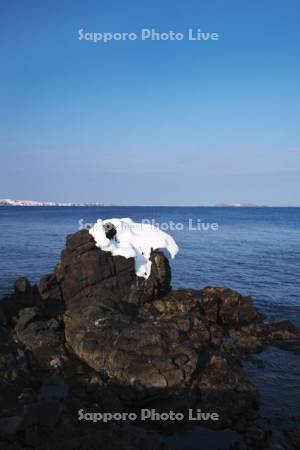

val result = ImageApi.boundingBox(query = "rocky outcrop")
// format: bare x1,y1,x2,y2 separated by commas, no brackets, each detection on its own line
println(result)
1,277,65,370
1,278,41,320
57,229,171,312
14,306,65,369
38,274,62,302
0,321,29,385
1,228,300,449
196,287,260,328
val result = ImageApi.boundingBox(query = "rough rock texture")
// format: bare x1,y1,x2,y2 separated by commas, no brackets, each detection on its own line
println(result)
57,229,171,312
196,287,260,328
14,306,65,369
0,321,28,384
38,274,62,302
63,286,263,429
1,278,41,320
1,278,65,370
1,228,300,449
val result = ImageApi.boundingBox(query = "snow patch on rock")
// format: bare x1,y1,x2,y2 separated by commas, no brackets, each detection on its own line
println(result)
89,218,178,279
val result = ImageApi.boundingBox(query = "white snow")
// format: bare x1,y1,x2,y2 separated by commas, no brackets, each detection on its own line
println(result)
89,218,179,279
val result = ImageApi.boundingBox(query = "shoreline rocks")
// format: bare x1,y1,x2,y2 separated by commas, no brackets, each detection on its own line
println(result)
0,229,300,449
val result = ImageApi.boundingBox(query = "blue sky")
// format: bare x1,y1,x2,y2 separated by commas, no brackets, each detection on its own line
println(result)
0,0,299,205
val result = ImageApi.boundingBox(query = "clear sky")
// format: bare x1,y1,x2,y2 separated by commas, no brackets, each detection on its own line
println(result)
0,0,299,205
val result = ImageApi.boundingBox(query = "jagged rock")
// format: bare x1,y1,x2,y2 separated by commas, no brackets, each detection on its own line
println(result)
197,287,260,328
1,284,41,321
38,274,62,301
266,320,300,340
14,277,31,294
0,325,28,384
197,351,259,425
14,306,65,369
64,283,258,425
2,227,300,449
225,319,300,357
65,289,214,388
15,307,41,334
58,229,171,312
228,334,265,356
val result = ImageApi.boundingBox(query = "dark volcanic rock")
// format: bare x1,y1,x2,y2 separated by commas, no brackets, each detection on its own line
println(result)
266,320,300,340
54,231,261,424
38,274,62,302
2,227,300,449
58,229,171,311
1,282,41,321
64,286,259,426
197,287,261,329
196,350,259,427
14,306,65,369
14,277,31,294
1,290,65,371
0,324,28,384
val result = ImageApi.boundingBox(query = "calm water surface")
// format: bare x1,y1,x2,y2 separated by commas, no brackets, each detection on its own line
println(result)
0,206,299,446
1,206,299,323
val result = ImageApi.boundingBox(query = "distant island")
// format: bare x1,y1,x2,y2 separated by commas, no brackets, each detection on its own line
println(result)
214,203,267,207
0,199,112,207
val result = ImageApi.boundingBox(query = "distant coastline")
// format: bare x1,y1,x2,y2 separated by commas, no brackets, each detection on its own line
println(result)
0,199,112,207
1,199,298,208
214,203,268,208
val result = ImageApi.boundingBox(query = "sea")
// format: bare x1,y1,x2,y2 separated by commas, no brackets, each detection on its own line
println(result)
0,206,299,447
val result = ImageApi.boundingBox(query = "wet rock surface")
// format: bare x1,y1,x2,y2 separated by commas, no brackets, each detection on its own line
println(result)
0,229,300,449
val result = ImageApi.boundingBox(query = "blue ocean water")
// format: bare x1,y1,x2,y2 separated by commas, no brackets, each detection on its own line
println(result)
0,206,299,445
0,206,299,325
